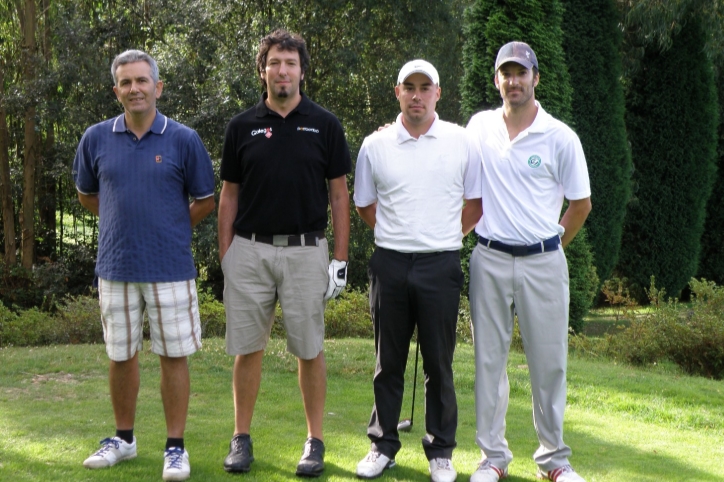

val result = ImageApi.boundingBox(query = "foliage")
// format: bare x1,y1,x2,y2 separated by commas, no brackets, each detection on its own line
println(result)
618,15,718,299
321,288,374,339
197,287,226,338
460,0,573,123
697,67,724,286
566,227,599,333
1,307,58,347
561,0,632,285
581,277,724,380
0,262,44,310
600,277,639,322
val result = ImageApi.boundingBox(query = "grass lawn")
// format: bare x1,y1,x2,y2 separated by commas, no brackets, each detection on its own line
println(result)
1,338,723,481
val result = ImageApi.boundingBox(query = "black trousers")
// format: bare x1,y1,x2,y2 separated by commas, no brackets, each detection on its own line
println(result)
366,247,463,460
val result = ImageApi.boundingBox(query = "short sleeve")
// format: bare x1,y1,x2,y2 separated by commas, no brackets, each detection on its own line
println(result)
463,131,483,200
324,116,352,180
558,134,591,201
353,138,377,207
220,119,243,184
72,130,99,195
183,130,216,199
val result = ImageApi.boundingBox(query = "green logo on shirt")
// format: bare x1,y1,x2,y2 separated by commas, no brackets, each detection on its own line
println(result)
528,155,542,168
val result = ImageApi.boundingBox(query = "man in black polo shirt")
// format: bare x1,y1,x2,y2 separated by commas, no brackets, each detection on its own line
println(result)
217,29,351,477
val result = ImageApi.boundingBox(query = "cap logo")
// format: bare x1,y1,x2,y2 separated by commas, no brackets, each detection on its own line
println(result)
527,155,542,168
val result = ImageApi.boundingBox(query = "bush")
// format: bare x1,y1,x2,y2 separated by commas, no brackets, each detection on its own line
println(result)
198,288,226,338
596,277,724,379
54,295,104,345
566,228,599,333
1,307,59,347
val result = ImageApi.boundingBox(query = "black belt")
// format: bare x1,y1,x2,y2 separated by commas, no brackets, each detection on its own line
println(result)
478,235,560,257
236,230,324,247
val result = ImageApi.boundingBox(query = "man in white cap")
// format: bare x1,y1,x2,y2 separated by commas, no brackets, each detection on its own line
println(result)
464,41,591,482
354,59,481,482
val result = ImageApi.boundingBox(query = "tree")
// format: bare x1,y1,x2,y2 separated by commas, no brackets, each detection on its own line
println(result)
618,14,718,298
697,69,724,285
561,0,632,285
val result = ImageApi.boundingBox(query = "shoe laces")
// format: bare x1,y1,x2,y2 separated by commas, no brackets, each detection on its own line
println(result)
548,465,574,481
432,458,453,471
165,447,185,469
232,435,250,453
364,451,384,463
94,437,120,455
478,459,505,477
302,438,322,458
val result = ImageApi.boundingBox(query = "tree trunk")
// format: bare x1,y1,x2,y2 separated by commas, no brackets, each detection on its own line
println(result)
37,0,56,260
19,0,38,269
0,63,17,266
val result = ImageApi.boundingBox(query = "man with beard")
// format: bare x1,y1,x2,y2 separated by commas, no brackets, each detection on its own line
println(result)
465,41,591,482
217,29,351,477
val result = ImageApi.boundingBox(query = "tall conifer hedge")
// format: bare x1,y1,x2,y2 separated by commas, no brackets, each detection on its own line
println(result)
619,16,718,298
460,0,597,328
697,70,724,286
561,0,631,285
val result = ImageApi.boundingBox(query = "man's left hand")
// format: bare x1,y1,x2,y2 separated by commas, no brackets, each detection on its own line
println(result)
324,259,348,301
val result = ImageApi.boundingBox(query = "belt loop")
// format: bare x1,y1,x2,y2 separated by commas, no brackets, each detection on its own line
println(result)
540,240,544,252
300,233,306,247
487,239,492,249
251,233,256,245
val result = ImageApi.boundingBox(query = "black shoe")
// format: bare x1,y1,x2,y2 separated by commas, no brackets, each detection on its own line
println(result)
295,437,325,477
223,434,254,473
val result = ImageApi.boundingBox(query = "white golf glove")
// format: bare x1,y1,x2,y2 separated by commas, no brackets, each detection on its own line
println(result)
324,259,348,301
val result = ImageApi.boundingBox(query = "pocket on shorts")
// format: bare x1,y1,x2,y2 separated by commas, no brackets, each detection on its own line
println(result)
220,236,236,272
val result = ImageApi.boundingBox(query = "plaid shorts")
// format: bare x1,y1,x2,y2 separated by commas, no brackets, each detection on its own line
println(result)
98,278,202,361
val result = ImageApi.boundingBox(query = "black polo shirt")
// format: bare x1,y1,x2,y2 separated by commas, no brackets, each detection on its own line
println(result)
221,93,351,235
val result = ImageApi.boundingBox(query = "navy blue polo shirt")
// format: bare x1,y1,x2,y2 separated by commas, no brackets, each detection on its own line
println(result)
220,93,351,235
72,111,215,282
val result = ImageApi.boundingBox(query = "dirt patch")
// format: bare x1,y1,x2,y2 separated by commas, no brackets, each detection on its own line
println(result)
31,372,77,384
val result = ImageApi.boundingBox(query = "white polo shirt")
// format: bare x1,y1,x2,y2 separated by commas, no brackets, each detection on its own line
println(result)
466,102,590,245
354,113,481,253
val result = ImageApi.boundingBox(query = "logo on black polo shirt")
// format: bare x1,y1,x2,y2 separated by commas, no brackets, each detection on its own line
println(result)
297,126,320,133
251,127,273,138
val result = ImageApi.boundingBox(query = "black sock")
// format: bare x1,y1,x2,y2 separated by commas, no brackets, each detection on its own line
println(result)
166,437,184,450
115,429,134,445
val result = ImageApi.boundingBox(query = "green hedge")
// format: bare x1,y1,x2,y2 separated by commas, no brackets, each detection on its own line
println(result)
618,16,718,299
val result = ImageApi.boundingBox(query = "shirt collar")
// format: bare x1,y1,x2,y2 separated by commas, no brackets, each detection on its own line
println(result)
112,110,168,135
527,101,551,133
255,91,311,118
395,112,440,144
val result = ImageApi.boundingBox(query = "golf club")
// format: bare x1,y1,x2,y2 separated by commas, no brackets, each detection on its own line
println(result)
397,338,420,432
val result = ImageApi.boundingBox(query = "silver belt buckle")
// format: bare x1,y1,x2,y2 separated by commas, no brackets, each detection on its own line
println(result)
272,235,289,246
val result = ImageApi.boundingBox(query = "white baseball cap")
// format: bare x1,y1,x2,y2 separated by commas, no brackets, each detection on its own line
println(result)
397,59,439,85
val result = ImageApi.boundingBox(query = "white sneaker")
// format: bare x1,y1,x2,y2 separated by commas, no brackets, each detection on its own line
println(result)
163,447,190,481
537,465,586,482
430,458,457,482
356,450,396,479
83,436,137,468
470,459,507,482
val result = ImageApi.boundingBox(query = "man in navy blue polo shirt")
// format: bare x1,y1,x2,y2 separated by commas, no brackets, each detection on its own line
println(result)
73,49,215,482
218,29,351,477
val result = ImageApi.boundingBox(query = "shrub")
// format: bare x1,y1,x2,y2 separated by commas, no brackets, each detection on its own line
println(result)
323,289,374,338
0,263,43,311
54,295,104,345
566,228,599,333
198,288,226,338
1,308,58,347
